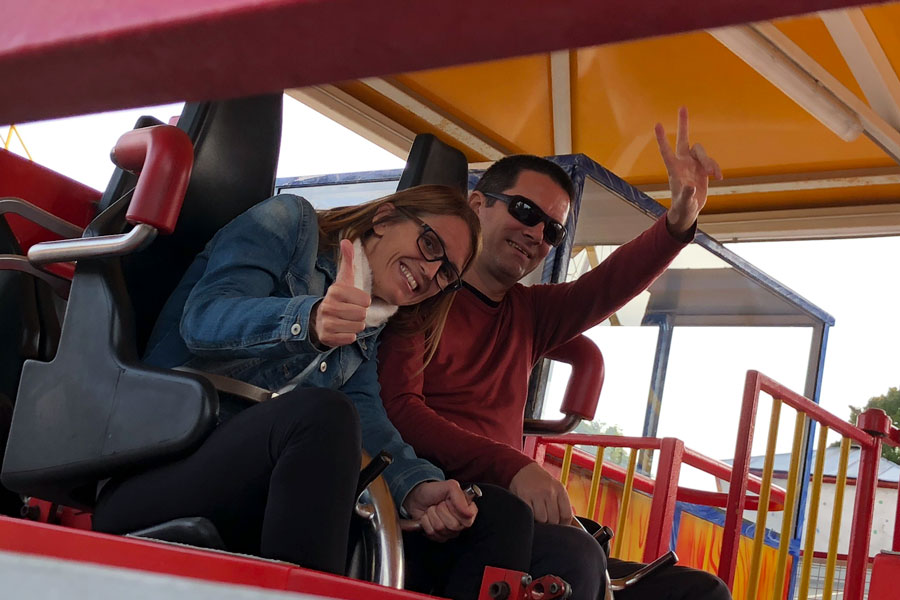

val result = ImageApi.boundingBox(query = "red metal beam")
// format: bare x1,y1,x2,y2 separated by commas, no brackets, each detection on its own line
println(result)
539,441,787,508
1,0,889,125
718,370,762,588
0,517,431,600
642,438,683,562
756,372,878,447
538,434,661,451
845,438,883,600
844,409,894,600
682,446,787,500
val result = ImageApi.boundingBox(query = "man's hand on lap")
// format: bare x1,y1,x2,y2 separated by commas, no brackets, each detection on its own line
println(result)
509,462,573,525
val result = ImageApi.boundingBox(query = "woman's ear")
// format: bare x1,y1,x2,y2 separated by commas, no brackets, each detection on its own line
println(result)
372,202,396,236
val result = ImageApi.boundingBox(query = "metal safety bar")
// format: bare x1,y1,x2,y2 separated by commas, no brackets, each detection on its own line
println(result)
353,451,404,589
0,254,71,298
0,197,84,239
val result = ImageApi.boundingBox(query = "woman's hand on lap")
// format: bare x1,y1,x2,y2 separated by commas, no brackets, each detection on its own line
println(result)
402,480,477,542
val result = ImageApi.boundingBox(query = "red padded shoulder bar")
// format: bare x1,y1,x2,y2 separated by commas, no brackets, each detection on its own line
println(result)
111,125,193,235
543,335,604,421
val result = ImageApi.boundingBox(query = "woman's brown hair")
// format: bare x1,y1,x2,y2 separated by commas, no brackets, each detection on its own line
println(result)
317,184,481,365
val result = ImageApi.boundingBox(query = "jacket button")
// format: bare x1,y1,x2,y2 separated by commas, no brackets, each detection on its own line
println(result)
290,323,302,336
319,361,327,373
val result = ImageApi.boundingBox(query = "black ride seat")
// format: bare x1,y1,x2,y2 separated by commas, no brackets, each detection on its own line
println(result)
1,95,284,539
0,215,63,516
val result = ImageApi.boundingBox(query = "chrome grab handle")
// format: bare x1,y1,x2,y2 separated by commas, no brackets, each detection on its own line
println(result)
354,450,404,589
27,223,157,265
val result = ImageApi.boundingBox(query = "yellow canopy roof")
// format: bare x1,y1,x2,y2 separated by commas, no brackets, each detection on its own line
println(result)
291,4,900,240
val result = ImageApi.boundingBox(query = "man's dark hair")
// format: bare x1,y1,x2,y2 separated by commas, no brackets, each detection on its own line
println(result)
474,155,575,203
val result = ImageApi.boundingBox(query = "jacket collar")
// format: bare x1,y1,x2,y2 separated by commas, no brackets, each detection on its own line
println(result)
315,240,398,329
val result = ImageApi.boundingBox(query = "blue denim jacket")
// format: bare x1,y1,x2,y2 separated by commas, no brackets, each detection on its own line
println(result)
144,194,444,506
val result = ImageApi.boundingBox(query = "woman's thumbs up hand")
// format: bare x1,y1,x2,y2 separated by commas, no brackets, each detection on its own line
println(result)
311,239,371,348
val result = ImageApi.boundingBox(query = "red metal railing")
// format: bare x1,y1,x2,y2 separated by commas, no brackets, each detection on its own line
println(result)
718,370,899,600
531,433,788,565
532,370,899,600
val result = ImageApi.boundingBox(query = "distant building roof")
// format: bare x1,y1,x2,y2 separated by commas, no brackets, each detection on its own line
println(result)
724,447,899,484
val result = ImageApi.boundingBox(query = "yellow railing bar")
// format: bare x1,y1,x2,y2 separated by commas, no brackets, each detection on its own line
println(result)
4,125,33,161
773,412,808,597
798,424,829,600
560,444,574,487
596,467,610,526
745,397,782,600
612,449,638,559
587,446,606,521
823,437,851,600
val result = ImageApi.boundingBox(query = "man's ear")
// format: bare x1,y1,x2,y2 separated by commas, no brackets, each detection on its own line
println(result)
372,202,395,236
469,191,486,214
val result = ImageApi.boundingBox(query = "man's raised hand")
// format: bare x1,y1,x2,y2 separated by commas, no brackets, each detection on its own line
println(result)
312,239,371,348
655,106,722,237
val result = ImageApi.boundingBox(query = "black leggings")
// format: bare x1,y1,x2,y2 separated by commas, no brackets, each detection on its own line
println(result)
93,388,361,575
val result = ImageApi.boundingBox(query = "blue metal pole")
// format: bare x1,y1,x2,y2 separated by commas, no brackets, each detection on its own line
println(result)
640,313,674,474
787,322,830,600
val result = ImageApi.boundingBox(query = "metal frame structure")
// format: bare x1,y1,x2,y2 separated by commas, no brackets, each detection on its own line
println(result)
1,1,880,126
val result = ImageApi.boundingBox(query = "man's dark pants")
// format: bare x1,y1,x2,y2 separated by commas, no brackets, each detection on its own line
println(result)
532,521,732,600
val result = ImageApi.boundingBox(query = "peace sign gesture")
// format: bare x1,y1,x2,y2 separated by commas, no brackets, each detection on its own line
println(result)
655,107,722,236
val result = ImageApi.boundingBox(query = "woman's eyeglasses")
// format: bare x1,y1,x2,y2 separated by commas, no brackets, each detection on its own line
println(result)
482,192,567,247
396,208,463,292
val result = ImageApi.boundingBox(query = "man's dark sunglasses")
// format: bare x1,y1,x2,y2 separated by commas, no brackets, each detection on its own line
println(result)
396,208,463,292
482,192,568,247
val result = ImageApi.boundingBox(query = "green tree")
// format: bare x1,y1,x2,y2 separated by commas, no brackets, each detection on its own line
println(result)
573,420,629,466
842,387,900,465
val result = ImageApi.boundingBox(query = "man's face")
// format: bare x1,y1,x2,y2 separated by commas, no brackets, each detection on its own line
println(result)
471,170,570,284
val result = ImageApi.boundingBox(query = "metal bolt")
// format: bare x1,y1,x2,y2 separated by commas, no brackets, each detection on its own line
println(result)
489,581,510,599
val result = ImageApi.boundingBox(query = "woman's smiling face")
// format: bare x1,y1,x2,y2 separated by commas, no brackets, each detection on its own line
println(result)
363,206,473,306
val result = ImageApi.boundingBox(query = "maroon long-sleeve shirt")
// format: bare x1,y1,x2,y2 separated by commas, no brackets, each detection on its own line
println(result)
378,215,689,487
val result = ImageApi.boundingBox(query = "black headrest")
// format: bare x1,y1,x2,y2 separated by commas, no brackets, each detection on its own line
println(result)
121,94,283,355
397,134,468,194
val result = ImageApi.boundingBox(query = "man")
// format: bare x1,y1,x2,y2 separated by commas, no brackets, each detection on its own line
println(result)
378,108,731,600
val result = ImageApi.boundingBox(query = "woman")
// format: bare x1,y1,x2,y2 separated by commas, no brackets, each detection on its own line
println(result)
91,185,494,577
